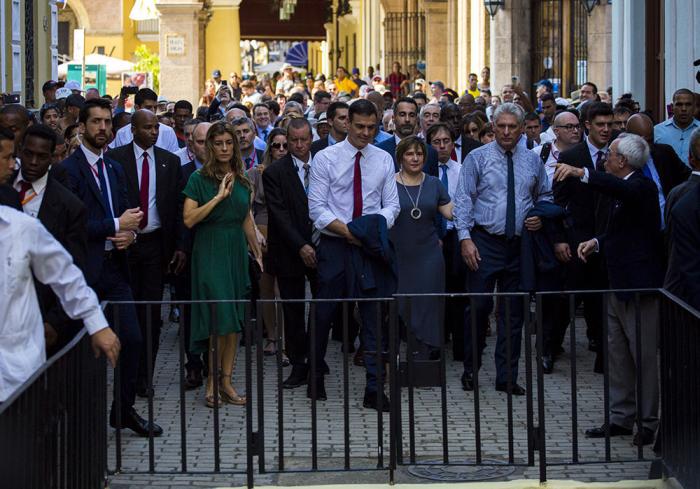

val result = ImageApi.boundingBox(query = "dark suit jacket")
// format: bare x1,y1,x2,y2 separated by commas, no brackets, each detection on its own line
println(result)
311,136,330,157
589,170,664,297
457,135,482,163
180,161,199,253
35,175,88,337
376,136,440,176
666,185,700,309
650,142,691,197
62,146,131,286
106,142,184,263
0,184,21,209
244,149,264,169
263,153,314,277
554,141,609,245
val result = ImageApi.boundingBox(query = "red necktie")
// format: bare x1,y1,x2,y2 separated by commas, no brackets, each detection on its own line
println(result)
352,151,363,219
451,148,458,161
139,152,150,229
18,181,32,202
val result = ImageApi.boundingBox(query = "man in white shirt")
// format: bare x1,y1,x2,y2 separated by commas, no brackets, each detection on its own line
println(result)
308,99,400,411
532,111,581,183
0,205,119,402
109,88,179,153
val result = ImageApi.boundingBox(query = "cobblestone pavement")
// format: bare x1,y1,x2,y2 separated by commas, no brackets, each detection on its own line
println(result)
108,304,656,488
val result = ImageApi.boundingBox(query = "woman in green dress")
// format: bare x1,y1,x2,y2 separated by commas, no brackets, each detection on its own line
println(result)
183,121,263,408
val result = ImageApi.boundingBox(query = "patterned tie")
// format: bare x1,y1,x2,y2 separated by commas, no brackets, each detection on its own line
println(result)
595,150,606,172
303,162,310,193
18,181,32,202
96,158,114,218
505,150,516,239
262,128,268,141
139,152,150,229
352,151,363,219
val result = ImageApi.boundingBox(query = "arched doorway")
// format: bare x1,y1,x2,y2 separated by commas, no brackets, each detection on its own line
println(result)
56,0,90,61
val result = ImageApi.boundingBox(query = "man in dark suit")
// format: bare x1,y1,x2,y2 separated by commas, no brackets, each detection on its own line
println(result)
62,98,162,437
377,97,440,175
553,102,614,362
106,109,185,397
439,103,482,164
231,116,264,169
12,124,87,352
555,133,663,446
0,127,20,208
626,113,690,226
264,117,318,389
310,101,349,157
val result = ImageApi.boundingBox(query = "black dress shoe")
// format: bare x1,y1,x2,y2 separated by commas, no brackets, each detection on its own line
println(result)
306,379,327,401
135,380,152,398
363,391,390,412
542,355,554,374
461,372,474,391
110,408,163,437
633,428,655,446
283,365,308,389
184,369,203,390
495,383,526,396
585,423,632,438
588,339,600,352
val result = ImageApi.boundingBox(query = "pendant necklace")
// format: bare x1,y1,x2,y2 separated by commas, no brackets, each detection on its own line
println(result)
398,171,425,220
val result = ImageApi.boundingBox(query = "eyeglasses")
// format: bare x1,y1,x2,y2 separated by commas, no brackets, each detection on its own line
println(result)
270,142,288,150
555,124,580,131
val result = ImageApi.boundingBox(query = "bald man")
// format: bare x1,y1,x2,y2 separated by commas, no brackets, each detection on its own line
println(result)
626,112,690,228
533,111,582,183
106,109,185,397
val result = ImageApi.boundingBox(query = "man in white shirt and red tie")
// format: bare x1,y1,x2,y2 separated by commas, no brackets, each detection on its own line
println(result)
106,109,185,398
308,99,400,411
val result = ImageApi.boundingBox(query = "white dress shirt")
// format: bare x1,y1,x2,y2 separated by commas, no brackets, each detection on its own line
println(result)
0,206,108,401
133,144,161,233
309,138,400,235
176,146,193,166
109,121,180,153
13,169,48,218
586,136,608,165
438,158,460,230
80,145,120,249
454,137,463,163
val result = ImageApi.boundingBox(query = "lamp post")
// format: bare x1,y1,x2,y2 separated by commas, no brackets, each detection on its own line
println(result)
483,0,504,18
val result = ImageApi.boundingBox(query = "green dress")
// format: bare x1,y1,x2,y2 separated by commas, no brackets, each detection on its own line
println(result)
183,170,251,353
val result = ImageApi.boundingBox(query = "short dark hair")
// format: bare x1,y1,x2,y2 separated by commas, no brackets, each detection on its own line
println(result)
79,98,113,124
40,103,60,122
584,101,613,123
252,102,269,115
134,88,158,106
426,123,454,144
540,93,555,104
22,124,57,153
174,100,193,112
288,92,305,105
287,117,312,134
229,102,251,118
613,106,633,117
348,99,378,121
63,123,80,141
672,88,694,101
524,112,540,123
582,82,598,94
0,127,15,144
313,90,331,103
412,92,427,103
0,104,30,126
65,94,85,109
113,111,132,129
266,100,280,116
327,101,349,121
392,97,418,113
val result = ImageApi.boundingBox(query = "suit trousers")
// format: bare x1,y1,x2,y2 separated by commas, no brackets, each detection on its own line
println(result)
277,268,317,367
93,255,142,416
560,255,606,346
173,265,204,372
313,236,388,393
128,231,165,388
607,294,659,431
443,229,467,360
463,228,525,386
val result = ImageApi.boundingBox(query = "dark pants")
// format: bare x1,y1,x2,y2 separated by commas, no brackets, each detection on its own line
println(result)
93,255,142,416
463,228,525,386
443,229,467,360
313,236,388,393
128,231,165,389
173,260,204,372
277,268,317,367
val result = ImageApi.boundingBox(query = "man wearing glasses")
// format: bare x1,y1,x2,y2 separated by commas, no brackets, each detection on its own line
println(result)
532,111,582,184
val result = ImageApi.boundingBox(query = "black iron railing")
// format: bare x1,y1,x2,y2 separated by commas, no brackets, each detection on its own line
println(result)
0,329,107,489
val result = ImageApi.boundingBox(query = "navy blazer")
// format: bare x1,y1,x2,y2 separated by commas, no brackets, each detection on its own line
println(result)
666,184,700,309
347,214,398,296
520,202,567,292
62,146,131,286
376,137,440,177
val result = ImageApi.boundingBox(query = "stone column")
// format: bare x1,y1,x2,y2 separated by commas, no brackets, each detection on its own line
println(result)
469,0,487,75
489,0,532,94
423,0,448,85
587,2,612,93
205,0,242,78
446,0,458,88
157,0,205,103
611,0,645,102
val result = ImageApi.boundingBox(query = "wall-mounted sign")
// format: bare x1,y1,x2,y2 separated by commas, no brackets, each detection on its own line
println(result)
166,34,186,56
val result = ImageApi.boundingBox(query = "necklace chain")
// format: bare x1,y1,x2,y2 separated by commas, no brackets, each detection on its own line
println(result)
398,171,425,219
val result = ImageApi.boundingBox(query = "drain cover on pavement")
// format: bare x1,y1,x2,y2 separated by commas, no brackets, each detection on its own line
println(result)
407,459,516,482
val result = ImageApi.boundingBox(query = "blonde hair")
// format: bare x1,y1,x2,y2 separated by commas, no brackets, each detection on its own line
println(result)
200,121,252,192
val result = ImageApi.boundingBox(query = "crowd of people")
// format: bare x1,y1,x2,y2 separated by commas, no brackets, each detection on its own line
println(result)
1,63,699,451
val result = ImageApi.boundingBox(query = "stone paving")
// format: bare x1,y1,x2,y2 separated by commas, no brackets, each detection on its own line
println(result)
107,304,656,488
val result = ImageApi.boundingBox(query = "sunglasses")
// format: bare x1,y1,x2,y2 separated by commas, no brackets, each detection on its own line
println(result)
270,142,288,150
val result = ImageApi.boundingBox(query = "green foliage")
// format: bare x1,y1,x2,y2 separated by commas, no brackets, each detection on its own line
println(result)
133,44,160,93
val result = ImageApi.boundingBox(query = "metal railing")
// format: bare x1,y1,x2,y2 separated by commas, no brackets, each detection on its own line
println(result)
0,329,107,489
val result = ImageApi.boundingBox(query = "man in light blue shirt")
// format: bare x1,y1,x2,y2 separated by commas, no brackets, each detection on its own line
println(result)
654,88,699,165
